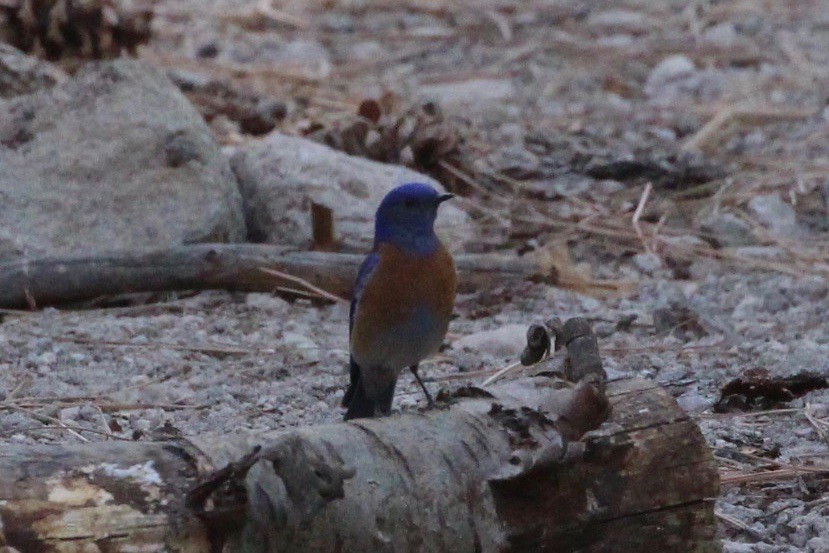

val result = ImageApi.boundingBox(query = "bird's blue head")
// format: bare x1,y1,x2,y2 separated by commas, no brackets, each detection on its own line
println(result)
374,183,453,254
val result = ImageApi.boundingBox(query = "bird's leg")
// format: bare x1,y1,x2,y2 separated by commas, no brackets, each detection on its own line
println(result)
409,364,434,405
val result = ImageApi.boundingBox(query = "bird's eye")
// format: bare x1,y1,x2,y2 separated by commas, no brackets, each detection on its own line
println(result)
403,198,417,208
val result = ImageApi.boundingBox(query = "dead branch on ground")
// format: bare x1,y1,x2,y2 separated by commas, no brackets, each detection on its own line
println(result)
0,243,629,309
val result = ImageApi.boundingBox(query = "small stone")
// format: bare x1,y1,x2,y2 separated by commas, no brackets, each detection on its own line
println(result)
633,252,662,274
550,173,594,198
131,418,152,432
703,22,738,47
594,322,615,338
419,78,515,110
676,390,709,413
807,537,829,553
272,40,331,77
245,293,289,312
0,412,39,433
732,246,787,261
699,212,756,247
453,324,528,359
747,193,800,239
59,406,81,422
794,427,814,438
196,41,220,59
587,10,651,34
594,179,625,196
661,234,707,248
644,55,695,95
282,332,321,364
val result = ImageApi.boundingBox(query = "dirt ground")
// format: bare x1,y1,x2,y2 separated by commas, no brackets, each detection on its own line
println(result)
3,1,829,551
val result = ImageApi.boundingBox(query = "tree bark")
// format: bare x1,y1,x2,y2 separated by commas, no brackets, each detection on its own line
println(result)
0,376,719,552
0,244,557,308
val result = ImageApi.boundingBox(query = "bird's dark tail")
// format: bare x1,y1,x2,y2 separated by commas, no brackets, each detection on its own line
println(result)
342,356,361,408
343,377,377,420
343,357,397,420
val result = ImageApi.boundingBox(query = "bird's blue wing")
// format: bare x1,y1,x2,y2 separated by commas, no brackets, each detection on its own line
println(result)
350,252,380,334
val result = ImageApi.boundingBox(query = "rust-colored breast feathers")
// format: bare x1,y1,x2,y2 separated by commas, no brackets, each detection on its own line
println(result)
351,242,456,351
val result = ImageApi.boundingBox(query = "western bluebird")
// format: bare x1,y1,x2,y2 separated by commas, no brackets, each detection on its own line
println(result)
342,182,457,420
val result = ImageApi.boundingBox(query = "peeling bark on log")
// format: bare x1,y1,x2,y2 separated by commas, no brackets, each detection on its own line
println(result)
0,377,720,552
0,243,555,308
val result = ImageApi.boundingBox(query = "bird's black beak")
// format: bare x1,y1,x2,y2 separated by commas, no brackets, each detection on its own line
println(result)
437,193,454,204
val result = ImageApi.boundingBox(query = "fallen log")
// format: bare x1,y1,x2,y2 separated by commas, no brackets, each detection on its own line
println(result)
0,376,720,552
0,243,559,309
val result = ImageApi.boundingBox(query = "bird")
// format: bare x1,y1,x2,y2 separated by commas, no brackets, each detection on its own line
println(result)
342,182,457,420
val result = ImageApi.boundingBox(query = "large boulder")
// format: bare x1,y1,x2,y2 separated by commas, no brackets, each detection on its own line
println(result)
0,59,246,260
230,133,473,252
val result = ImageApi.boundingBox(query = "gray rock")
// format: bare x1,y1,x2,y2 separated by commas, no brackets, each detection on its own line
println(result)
644,55,695,96
699,212,757,247
0,60,246,259
633,252,662,274
230,133,473,251
747,193,801,239
418,78,516,112
586,10,653,34
660,234,708,248
282,331,321,364
0,44,67,99
452,323,527,359
676,390,710,413
703,22,738,47
551,173,594,198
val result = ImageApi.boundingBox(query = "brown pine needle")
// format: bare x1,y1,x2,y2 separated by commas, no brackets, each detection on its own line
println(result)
259,267,348,304
481,360,525,387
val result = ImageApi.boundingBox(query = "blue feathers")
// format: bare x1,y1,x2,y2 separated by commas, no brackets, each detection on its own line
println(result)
350,252,379,333
373,183,453,255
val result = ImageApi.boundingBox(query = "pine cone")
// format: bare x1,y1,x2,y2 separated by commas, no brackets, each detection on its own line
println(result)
307,93,471,193
0,0,152,61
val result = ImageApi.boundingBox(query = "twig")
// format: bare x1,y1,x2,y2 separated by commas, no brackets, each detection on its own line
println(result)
485,9,512,41
720,467,829,485
49,336,278,356
438,160,505,200
777,31,826,79
259,267,348,304
7,405,90,442
695,408,802,420
715,510,768,542
254,0,311,29
423,367,501,383
804,402,829,444
682,106,812,152
481,361,524,387
631,182,655,254
0,397,208,413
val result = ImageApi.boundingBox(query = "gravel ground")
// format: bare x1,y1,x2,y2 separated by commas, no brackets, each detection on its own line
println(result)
4,0,829,550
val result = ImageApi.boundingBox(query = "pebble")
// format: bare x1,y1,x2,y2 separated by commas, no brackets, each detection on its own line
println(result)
633,252,662,274
703,22,738,47
245,293,290,312
644,55,696,95
587,10,651,34
676,390,709,413
282,332,321,364
699,212,757,247
747,193,800,239
452,324,528,359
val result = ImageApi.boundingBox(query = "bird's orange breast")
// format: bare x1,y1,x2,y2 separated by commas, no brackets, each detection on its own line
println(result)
350,242,456,363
